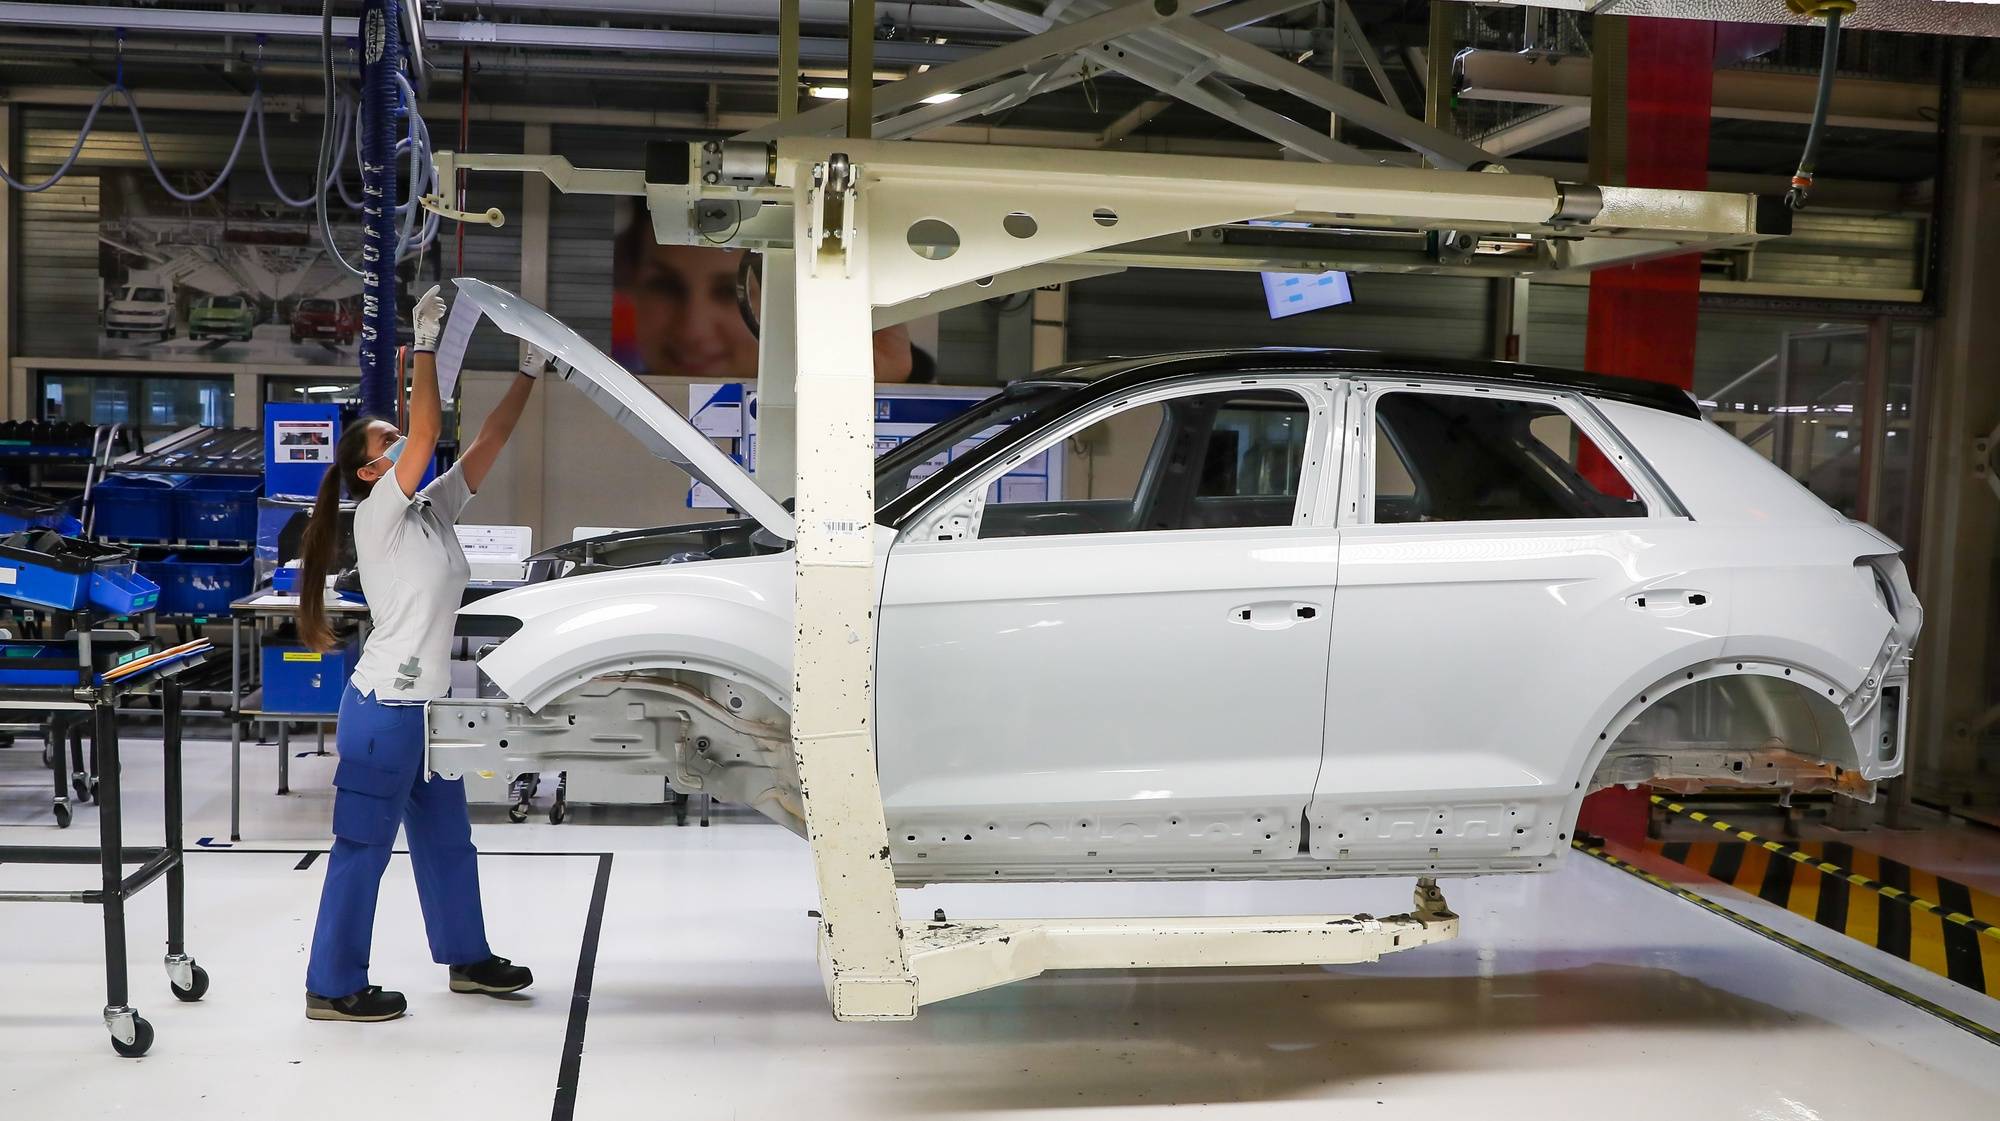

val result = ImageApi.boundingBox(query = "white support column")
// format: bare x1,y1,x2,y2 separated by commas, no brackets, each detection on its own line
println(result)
756,247,799,499
788,158,915,1020
232,370,260,428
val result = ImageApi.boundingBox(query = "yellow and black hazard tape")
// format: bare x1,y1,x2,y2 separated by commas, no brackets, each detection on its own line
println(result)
1649,795,2000,946
1573,841,2000,1048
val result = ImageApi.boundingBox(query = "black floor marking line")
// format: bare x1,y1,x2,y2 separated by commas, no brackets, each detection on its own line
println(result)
552,852,614,1121
176,845,615,1112
294,850,322,871
1576,843,2000,1048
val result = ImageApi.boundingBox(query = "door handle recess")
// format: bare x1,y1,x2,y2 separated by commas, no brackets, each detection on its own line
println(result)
1628,589,1712,617
1230,602,1321,630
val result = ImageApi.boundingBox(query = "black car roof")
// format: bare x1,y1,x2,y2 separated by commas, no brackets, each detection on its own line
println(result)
1007,348,1701,419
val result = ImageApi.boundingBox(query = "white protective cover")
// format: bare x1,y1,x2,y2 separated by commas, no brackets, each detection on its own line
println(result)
449,278,795,540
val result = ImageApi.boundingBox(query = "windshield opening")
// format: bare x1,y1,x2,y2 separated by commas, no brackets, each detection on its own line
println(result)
873,383,1076,509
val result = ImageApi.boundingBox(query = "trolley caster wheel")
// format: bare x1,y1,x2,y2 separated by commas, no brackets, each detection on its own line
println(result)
53,802,72,829
508,804,529,824
109,1015,153,1058
549,801,568,825
73,777,90,802
170,964,209,1003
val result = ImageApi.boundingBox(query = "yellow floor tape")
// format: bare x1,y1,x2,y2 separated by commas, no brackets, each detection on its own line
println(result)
1573,842,2000,1047
1642,795,2000,1000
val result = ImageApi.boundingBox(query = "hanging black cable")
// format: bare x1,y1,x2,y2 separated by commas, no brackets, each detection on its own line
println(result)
1786,1,1856,211
736,249,763,339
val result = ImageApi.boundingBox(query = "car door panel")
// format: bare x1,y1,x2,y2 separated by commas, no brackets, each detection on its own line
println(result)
878,528,1337,874
1309,521,1731,871
1309,381,1727,873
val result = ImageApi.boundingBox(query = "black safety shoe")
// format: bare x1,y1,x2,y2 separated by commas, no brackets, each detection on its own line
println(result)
306,986,407,1022
449,955,533,995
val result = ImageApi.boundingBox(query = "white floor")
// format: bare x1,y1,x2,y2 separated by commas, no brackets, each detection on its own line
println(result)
3,730,1999,1119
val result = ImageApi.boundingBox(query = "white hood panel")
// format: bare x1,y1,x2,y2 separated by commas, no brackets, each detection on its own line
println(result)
451,278,795,540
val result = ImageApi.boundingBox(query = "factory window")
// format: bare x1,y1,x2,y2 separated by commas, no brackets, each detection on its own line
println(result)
1369,390,1646,524
976,387,1311,539
38,372,233,435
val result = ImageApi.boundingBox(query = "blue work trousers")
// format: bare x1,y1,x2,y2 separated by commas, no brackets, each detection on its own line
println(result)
306,685,491,998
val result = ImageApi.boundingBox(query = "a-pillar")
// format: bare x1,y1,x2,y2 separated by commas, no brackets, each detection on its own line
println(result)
1576,15,1716,846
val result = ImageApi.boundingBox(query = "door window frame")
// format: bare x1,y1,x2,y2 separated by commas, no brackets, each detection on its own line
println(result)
1337,377,1685,529
900,375,1340,547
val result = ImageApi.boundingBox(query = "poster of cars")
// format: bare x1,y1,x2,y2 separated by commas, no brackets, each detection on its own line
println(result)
94,167,393,365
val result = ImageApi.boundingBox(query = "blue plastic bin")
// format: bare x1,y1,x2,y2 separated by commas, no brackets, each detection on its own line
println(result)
150,553,253,616
261,639,356,715
92,474,184,541
0,537,158,614
88,567,159,615
175,476,263,543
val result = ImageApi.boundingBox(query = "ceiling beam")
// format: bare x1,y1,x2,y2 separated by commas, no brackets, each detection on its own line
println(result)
1471,105,1590,157
738,0,1180,141
1460,49,2000,134
0,1,966,66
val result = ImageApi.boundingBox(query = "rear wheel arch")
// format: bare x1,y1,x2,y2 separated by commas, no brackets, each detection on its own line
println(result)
1563,658,1869,832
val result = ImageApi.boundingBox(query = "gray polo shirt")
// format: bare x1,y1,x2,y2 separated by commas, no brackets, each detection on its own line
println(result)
348,462,474,701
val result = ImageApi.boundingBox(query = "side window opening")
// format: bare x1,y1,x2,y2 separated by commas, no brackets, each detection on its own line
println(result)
1370,391,1647,524
976,388,1312,540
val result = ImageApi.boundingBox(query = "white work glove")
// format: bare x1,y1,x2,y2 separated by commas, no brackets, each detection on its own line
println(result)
411,284,446,353
519,342,550,379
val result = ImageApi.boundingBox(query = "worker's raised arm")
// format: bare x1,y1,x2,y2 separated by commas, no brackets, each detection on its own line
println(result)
456,344,546,494
394,284,448,499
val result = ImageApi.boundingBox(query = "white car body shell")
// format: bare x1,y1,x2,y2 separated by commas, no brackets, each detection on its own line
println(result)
443,281,1922,886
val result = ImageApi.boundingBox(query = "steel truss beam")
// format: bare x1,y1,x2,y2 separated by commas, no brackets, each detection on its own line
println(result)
951,0,1495,168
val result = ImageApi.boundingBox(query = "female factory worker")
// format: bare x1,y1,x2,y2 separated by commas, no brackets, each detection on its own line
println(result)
294,284,542,1023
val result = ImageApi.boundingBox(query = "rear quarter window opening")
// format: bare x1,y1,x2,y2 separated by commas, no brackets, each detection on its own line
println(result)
1369,390,1649,524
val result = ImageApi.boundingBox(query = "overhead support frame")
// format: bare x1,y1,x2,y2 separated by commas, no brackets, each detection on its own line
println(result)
429,127,1786,1021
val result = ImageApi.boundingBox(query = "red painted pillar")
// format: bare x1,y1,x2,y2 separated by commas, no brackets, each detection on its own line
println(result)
1575,16,1716,846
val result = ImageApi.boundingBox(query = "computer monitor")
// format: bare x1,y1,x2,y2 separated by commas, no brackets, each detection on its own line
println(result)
1262,270,1354,319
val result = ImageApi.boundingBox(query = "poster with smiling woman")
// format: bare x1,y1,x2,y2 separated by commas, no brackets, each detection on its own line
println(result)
610,199,938,383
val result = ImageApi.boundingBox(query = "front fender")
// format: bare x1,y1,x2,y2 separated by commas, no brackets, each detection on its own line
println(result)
466,557,793,712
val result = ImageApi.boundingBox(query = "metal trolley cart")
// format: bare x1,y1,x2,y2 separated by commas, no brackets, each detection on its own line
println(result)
0,531,213,1056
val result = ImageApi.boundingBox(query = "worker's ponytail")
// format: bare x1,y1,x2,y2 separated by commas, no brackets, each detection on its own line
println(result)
298,421,379,652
